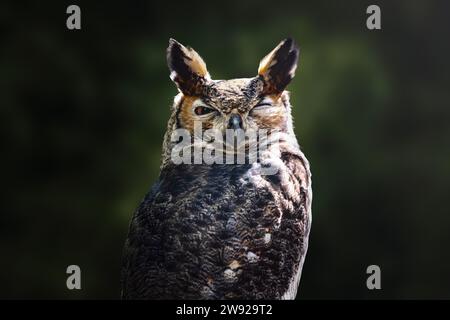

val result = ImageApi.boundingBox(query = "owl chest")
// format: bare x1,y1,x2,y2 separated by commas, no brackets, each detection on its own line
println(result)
130,161,309,298
144,163,306,261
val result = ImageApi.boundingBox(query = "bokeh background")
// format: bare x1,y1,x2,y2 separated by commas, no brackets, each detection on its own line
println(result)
1,0,450,299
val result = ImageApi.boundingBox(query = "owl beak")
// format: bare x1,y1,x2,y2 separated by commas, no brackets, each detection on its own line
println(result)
227,114,243,130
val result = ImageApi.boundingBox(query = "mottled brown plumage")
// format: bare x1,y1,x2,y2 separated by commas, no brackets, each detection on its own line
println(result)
121,38,312,299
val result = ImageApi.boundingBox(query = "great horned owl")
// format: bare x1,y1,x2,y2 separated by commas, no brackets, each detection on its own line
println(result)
121,38,312,299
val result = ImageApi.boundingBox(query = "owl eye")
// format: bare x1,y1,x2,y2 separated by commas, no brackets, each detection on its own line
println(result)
194,105,215,116
251,101,272,111
255,103,272,108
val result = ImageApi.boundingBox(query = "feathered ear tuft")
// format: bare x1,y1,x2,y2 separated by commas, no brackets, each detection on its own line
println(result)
258,38,299,95
167,38,210,95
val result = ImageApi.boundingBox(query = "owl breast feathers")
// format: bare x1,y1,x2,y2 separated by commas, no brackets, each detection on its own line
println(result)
121,38,312,300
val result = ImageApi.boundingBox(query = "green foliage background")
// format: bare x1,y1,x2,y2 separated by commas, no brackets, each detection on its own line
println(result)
1,0,450,298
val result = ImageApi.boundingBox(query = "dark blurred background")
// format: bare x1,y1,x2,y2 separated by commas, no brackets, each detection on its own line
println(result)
1,0,449,299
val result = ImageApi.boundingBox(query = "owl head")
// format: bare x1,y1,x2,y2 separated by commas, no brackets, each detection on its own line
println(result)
167,38,300,136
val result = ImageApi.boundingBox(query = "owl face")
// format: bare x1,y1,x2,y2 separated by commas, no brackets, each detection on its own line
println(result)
177,79,290,135
167,38,299,136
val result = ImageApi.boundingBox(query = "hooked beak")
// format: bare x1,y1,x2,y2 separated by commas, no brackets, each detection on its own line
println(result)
227,114,243,130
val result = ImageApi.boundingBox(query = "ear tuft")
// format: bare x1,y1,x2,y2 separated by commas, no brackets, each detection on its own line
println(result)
167,39,210,95
258,38,299,95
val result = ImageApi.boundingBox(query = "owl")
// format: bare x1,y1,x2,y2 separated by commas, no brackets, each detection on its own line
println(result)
121,38,312,300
